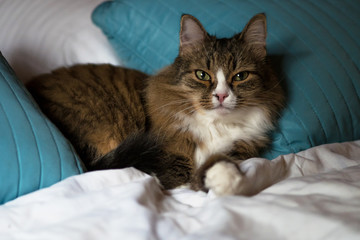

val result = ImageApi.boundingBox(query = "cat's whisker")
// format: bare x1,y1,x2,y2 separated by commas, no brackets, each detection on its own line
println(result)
147,99,193,115
147,94,200,112
153,104,197,138
156,104,196,126
267,78,284,92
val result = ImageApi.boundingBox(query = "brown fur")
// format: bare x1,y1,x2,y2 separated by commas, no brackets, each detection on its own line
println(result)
28,14,284,193
28,64,148,164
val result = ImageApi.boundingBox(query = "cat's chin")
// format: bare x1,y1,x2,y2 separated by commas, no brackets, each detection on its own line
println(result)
213,106,232,115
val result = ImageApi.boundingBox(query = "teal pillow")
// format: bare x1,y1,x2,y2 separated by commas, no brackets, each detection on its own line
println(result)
0,53,83,204
93,0,360,159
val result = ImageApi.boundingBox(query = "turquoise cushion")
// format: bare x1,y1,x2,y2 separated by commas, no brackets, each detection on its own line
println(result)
0,53,83,204
93,0,360,159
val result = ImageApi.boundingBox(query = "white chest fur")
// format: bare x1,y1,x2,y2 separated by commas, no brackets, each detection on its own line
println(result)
178,107,271,168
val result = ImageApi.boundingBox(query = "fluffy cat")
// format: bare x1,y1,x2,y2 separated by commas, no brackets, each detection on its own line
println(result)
28,13,284,196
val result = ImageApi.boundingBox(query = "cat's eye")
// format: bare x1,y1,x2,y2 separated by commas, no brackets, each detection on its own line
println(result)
233,71,249,81
195,70,211,81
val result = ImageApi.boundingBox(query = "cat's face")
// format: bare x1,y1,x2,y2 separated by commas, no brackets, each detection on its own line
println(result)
171,14,278,119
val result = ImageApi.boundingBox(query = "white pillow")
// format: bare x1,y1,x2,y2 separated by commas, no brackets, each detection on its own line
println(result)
0,0,121,83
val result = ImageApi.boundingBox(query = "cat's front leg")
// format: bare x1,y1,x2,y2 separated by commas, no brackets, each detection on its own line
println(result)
192,155,249,196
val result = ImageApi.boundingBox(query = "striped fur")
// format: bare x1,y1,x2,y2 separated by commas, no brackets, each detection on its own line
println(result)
28,14,284,195
28,64,148,165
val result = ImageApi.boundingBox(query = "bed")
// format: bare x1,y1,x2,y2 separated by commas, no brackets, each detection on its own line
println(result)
0,0,359,239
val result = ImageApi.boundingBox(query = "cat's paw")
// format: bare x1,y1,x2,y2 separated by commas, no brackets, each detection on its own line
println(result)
204,161,245,196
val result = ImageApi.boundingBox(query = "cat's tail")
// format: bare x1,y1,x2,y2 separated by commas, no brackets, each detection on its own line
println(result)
90,132,191,189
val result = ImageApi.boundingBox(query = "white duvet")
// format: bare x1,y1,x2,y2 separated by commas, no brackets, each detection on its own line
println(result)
1,141,360,240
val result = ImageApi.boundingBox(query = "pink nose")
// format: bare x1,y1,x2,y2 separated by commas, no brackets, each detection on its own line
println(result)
216,93,229,104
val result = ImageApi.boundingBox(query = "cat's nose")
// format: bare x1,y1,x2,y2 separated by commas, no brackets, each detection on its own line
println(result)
215,93,229,104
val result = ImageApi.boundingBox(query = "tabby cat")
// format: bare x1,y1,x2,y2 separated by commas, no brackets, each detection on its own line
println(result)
28,13,284,196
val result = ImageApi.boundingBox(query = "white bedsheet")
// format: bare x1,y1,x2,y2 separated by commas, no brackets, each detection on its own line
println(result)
1,141,360,240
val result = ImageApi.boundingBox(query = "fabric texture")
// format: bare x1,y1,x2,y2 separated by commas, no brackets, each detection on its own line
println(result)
0,0,121,84
92,0,360,159
0,53,83,204
1,141,360,239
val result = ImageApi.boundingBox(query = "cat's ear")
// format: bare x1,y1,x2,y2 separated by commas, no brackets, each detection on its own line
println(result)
240,13,267,58
180,14,207,52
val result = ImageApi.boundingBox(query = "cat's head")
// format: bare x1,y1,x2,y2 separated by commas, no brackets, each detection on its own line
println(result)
149,14,283,123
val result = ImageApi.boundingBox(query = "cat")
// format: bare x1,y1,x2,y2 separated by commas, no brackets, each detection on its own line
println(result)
28,13,284,196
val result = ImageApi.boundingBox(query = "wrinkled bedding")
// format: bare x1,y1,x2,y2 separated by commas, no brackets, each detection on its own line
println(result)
1,141,360,240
